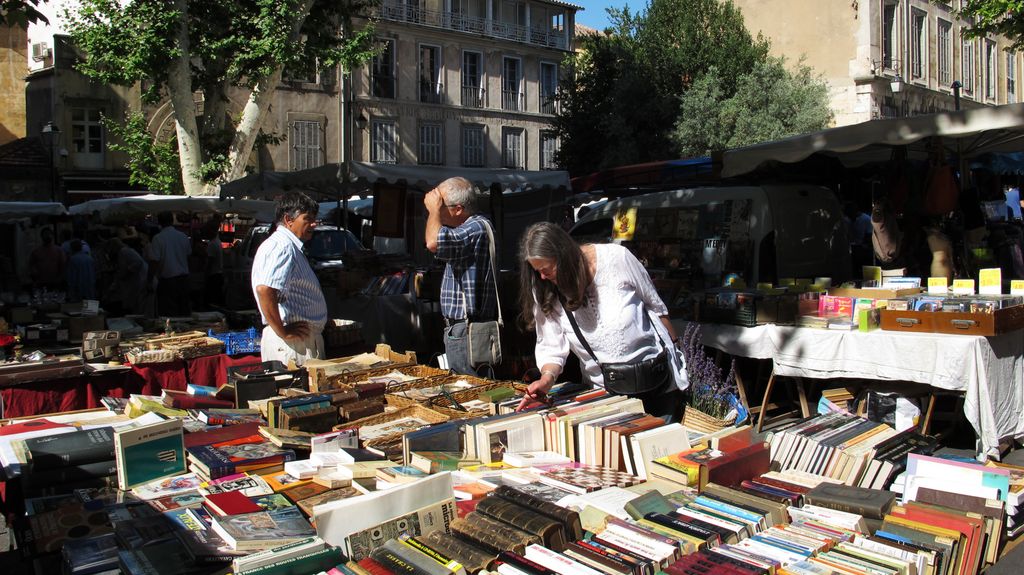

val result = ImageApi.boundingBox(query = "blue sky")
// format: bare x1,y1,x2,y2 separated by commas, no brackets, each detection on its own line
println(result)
575,1,628,32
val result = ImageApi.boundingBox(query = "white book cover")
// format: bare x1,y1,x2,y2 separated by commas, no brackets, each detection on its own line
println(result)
284,459,321,480
559,486,639,520
130,472,203,500
788,504,866,532
314,472,454,550
502,451,571,468
474,413,546,465
629,423,691,480
524,544,604,575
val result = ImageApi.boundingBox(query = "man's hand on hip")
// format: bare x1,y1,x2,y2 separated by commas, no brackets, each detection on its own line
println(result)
280,321,311,341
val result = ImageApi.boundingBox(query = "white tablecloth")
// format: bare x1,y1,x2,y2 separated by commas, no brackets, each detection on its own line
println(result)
672,321,1024,457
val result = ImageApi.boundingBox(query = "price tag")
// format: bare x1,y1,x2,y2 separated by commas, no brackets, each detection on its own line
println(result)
951,279,976,295
1012,280,1024,296
927,277,948,295
978,268,1002,295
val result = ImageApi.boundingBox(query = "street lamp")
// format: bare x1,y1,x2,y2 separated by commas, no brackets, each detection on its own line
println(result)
41,121,61,202
951,80,962,111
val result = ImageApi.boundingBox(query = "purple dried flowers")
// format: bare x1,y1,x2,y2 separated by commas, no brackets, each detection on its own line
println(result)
682,322,737,419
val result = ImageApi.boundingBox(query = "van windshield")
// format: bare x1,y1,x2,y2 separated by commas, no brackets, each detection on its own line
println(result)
306,230,362,259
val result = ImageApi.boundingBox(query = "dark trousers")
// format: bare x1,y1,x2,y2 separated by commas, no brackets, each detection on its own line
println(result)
632,385,685,423
157,274,191,317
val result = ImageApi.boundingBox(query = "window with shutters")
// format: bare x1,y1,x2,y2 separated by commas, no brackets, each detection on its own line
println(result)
881,1,899,70
910,9,926,80
502,127,524,169
71,107,104,169
963,39,976,96
418,123,443,165
502,57,523,111
290,120,323,171
371,120,397,164
540,62,558,114
462,124,485,167
540,132,558,170
462,50,484,108
986,39,997,100
372,38,396,99
938,19,952,87
1009,52,1017,104
419,44,443,104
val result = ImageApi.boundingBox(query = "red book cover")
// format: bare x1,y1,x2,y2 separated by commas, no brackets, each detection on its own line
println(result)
749,475,810,494
204,490,262,516
184,422,261,448
705,442,771,488
455,498,480,518
0,418,73,436
891,504,983,575
164,389,235,410
357,557,396,575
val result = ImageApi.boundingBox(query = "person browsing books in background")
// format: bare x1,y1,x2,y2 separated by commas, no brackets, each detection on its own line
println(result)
423,176,498,375
252,191,328,367
515,222,688,421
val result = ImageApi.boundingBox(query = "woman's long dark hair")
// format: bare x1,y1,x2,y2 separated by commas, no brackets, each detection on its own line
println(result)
518,222,591,331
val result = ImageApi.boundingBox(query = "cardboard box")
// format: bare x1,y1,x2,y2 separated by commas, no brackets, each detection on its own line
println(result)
67,315,107,343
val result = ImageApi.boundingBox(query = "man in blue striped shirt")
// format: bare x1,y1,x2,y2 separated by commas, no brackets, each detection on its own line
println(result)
252,192,328,367
424,177,498,375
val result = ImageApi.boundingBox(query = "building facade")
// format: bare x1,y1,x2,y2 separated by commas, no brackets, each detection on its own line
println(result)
349,0,578,171
733,0,1018,126
0,24,28,145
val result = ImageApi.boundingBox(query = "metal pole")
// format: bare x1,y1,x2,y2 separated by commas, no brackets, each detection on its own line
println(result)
952,80,962,111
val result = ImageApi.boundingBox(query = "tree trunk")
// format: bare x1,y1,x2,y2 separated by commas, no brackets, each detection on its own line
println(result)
167,0,209,196
221,0,317,185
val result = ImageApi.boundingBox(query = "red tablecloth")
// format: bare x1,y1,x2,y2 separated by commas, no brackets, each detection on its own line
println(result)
0,353,261,419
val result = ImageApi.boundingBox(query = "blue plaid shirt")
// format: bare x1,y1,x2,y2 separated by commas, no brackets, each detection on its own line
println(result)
435,214,498,321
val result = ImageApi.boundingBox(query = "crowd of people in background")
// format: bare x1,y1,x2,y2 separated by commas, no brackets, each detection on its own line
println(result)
23,211,234,317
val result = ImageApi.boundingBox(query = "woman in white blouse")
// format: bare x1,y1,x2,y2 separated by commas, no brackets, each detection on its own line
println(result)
516,222,688,420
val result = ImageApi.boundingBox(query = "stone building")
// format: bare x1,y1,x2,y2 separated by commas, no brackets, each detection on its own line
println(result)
0,23,27,145
732,0,1017,126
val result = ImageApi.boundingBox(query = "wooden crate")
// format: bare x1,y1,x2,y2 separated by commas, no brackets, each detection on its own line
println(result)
879,305,1024,336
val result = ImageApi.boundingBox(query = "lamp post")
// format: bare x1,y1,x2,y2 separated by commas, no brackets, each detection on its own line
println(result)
951,80,962,111
41,121,61,202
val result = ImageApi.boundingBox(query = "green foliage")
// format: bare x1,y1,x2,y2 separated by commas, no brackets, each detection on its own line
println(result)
554,0,829,178
957,1,1024,52
104,112,183,194
0,0,47,28
675,58,833,157
65,0,378,190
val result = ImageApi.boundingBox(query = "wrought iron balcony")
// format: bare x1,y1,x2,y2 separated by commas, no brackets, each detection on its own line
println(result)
419,80,444,104
462,85,485,108
502,90,524,112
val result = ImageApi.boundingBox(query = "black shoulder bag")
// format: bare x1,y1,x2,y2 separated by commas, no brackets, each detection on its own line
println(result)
561,298,671,396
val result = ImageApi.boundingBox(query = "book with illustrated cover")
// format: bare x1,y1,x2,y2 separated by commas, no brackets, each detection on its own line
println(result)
258,426,315,450
208,506,315,551
199,473,274,497
114,419,186,490
187,434,295,479
250,493,293,511
148,491,205,512
163,506,246,563
538,464,642,494
258,469,310,492
131,472,203,501
343,499,458,561
281,480,331,504
61,532,120,575
296,486,366,516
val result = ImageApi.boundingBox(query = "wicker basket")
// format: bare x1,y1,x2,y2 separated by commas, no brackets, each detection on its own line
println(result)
144,331,206,351
682,406,737,434
343,403,449,430
323,364,448,389
427,381,528,409
163,336,226,360
125,348,178,365
323,319,363,347
384,393,483,421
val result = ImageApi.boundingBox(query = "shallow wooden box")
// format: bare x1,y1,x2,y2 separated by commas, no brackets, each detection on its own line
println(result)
880,305,1024,336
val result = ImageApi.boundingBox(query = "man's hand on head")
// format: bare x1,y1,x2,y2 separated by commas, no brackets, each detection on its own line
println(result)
424,189,444,214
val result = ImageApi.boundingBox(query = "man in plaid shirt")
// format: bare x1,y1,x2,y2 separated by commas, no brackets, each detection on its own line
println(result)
424,177,498,375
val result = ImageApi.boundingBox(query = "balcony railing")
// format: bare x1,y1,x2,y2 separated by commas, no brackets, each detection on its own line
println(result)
379,2,568,51
502,90,524,112
419,80,444,104
372,75,396,99
462,85,485,108
540,95,556,115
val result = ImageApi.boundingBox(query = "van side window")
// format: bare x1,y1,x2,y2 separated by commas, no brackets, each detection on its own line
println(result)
570,218,612,243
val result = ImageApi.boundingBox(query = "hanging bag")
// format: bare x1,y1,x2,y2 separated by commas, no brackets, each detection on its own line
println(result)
466,219,503,367
561,296,670,396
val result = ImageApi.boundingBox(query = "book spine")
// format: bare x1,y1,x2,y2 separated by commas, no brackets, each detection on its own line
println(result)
399,535,463,573
25,459,117,485
238,547,344,575
369,548,427,575
804,493,888,520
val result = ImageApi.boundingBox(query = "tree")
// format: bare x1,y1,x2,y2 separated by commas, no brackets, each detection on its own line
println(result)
0,0,47,28
675,58,833,157
554,0,772,176
957,1,1024,51
65,0,376,196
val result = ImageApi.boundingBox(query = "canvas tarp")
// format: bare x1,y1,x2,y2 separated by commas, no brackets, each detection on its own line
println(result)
0,202,67,218
67,194,276,222
722,103,1024,178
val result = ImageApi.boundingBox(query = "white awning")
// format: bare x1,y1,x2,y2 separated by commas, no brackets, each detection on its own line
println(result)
67,194,276,222
0,202,67,218
722,103,1024,177
349,162,571,191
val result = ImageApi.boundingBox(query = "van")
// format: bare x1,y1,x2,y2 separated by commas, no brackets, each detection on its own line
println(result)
570,184,850,289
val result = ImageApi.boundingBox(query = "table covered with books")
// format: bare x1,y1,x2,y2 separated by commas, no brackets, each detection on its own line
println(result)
0,352,262,419
674,320,1024,458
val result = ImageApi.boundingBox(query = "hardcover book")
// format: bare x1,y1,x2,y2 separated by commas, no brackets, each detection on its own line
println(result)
204,490,263,516
186,434,295,479
25,427,116,470
804,482,896,520
494,484,584,542
537,464,642,494
474,495,568,552
281,481,332,505
131,473,203,501
114,419,186,490
208,506,316,551
451,513,540,555
296,486,366,517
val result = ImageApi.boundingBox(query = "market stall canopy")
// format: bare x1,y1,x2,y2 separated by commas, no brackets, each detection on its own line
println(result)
318,198,373,218
722,103,1024,178
570,157,715,196
220,163,571,199
0,202,67,218
67,194,276,222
